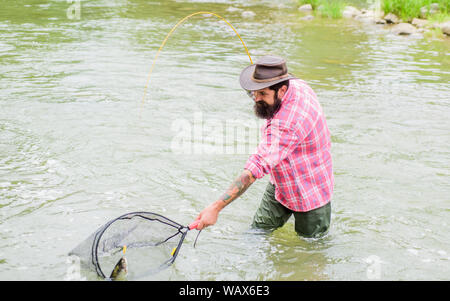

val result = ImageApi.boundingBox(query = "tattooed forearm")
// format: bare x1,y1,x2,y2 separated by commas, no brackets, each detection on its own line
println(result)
219,170,255,206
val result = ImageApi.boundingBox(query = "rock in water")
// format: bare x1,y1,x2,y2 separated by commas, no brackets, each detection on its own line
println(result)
384,13,399,24
411,18,429,28
391,23,417,35
342,6,361,18
298,4,313,12
440,22,450,36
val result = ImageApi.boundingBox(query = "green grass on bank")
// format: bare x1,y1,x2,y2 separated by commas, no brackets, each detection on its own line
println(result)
299,0,347,19
322,0,347,19
299,0,450,21
382,0,449,21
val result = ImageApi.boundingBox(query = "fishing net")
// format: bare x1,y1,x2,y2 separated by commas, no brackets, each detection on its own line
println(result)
69,212,197,280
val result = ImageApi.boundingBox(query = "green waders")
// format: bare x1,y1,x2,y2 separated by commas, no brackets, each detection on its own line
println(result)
251,182,331,238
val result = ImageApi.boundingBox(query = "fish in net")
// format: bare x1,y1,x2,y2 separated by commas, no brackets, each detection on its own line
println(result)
69,211,200,280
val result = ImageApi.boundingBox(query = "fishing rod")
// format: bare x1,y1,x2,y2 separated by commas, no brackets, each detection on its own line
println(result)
141,11,253,109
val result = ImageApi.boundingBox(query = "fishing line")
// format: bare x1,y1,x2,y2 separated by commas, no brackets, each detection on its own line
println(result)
140,11,253,109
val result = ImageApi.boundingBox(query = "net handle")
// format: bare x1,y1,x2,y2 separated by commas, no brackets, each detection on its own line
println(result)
189,220,202,248
188,220,200,230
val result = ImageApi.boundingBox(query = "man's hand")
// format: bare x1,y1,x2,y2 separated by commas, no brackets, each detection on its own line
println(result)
194,200,225,230
194,169,255,230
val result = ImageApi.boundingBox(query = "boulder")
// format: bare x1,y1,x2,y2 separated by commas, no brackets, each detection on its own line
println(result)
391,23,417,35
439,21,450,36
411,18,429,28
375,18,387,25
420,3,440,18
384,13,399,24
299,4,313,12
342,6,361,18
430,3,440,10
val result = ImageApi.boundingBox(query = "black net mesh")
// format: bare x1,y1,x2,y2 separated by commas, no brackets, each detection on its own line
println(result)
69,212,189,279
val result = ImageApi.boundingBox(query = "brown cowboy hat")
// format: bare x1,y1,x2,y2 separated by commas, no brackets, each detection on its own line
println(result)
239,55,296,91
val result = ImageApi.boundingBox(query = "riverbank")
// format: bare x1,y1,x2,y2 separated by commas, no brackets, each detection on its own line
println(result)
298,1,450,39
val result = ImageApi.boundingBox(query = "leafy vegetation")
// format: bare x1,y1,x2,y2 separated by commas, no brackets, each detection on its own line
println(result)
381,0,449,21
299,0,347,19
321,0,347,19
299,0,449,21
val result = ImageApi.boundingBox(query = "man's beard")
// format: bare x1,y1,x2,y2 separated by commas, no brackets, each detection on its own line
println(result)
253,96,282,119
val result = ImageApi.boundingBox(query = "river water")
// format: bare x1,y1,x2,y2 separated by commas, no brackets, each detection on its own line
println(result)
0,0,449,281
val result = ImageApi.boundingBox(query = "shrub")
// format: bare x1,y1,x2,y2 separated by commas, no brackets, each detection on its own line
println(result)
382,0,449,21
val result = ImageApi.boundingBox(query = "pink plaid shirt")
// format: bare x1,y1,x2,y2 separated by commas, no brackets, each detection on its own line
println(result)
244,79,333,212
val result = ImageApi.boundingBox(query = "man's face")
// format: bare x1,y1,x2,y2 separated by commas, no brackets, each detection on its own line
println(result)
249,86,286,119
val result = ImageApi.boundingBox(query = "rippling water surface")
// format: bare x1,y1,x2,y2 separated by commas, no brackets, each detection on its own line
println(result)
0,0,449,280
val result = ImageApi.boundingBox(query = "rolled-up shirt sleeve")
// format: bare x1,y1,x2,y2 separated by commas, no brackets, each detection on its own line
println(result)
245,120,301,179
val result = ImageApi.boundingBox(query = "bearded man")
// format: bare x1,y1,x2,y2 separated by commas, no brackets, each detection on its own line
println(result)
194,55,334,238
